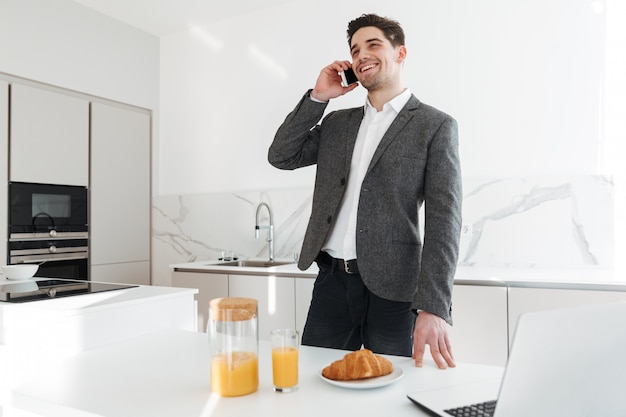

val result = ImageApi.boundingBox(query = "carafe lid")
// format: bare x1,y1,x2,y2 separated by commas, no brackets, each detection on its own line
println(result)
209,297,257,321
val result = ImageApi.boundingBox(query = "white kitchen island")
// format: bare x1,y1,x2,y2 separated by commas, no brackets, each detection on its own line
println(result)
0,278,198,414
5,328,504,417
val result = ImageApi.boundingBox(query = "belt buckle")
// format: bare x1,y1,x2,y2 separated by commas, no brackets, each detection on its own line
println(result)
343,259,352,274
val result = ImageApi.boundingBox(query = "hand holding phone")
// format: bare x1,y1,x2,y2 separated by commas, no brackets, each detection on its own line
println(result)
340,68,358,87
312,62,358,102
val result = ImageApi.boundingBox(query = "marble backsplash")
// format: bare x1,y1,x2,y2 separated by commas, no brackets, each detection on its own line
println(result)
152,175,613,286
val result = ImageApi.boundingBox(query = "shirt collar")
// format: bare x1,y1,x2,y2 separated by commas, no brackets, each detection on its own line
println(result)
364,88,412,115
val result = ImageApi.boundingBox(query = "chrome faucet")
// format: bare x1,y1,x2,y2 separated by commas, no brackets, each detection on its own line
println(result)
255,202,274,261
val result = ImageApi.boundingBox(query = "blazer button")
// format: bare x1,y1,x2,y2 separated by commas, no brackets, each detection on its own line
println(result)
327,216,332,224
340,178,346,186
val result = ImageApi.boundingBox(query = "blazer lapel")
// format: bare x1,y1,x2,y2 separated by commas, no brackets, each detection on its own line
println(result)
345,106,365,169
366,95,420,174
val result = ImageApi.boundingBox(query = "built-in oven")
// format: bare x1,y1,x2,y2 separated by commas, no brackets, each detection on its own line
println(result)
8,182,89,280
9,238,89,280
9,182,88,238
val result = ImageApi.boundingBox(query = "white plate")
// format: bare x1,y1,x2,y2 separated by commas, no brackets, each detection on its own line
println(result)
319,367,403,389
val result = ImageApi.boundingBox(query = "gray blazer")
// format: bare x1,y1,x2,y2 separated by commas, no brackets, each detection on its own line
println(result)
268,91,462,324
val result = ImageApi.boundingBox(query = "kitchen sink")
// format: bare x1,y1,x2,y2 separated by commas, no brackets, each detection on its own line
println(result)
214,260,295,268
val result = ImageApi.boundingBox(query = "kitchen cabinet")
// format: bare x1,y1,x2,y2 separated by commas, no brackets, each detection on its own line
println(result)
172,271,229,332
1,76,152,284
10,83,89,186
450,284,509,367
507,287,626,346
171,270,301,336
0,81,7,263
229,274,296,341
90,101,151,284
91,261,151,286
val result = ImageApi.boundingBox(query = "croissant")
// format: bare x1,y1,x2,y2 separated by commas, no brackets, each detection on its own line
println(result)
322,349,393,381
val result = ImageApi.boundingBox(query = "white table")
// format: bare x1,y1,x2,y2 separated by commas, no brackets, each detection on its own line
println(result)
6,329,503,417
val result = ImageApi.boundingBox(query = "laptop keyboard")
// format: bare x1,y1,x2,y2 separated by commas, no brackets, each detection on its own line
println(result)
445,400,497,416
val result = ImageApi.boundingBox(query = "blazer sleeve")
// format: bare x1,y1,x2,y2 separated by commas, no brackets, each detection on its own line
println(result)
268,90,328,170
413,116,462,325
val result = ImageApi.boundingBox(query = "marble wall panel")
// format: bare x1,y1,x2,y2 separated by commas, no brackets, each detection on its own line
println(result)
460,175,613,268
152,189,312,286
152,175,613,286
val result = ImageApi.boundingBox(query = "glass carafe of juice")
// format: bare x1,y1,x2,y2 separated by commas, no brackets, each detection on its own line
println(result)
208,297,259,396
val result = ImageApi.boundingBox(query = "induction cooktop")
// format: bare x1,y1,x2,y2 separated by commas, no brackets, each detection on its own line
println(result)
0,279,137,303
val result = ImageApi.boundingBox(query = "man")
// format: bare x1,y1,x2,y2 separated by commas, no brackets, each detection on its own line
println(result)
268,14,461,369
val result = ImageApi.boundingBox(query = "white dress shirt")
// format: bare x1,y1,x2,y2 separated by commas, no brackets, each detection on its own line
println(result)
322,88,412,260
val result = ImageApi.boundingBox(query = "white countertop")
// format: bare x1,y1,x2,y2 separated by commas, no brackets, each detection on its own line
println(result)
171,259,626,291
6,329,503,417
453,266,626,290
0,277,198,315
172,258,318,277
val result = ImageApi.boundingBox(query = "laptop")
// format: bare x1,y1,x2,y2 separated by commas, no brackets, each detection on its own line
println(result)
408,301,626,417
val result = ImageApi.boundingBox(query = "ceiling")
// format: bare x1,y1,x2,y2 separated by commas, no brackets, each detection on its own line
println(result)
71,0,297,36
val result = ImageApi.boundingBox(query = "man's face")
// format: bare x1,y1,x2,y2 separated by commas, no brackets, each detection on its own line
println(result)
349,26,406,92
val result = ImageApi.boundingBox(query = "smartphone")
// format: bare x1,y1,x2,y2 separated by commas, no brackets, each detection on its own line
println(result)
340,68,358,87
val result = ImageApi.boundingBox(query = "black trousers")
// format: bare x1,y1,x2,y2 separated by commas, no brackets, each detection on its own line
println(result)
301,260,415,357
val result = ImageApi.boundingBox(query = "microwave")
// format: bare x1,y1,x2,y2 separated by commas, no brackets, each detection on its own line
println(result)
9,182,88,239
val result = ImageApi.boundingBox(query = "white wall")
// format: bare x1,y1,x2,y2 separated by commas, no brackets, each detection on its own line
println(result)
0,0,159,111
159,0,607,195
1,0,622,282
0,0,160,205
0,0,613,200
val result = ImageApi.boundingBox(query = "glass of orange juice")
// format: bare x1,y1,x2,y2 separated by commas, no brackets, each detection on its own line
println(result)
270,329,299,392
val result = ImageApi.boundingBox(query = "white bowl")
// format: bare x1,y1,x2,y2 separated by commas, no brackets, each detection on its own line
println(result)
2,264,39,280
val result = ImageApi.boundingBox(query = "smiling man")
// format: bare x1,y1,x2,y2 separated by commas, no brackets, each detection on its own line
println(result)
268,14,462,369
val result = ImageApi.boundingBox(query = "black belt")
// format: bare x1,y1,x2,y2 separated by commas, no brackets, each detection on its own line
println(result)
316,251,359,275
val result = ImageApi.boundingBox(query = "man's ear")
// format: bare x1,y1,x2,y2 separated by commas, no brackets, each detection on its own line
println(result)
397,45,407,64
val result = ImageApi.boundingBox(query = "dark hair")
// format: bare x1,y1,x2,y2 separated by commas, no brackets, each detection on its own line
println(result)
347,14,405,48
